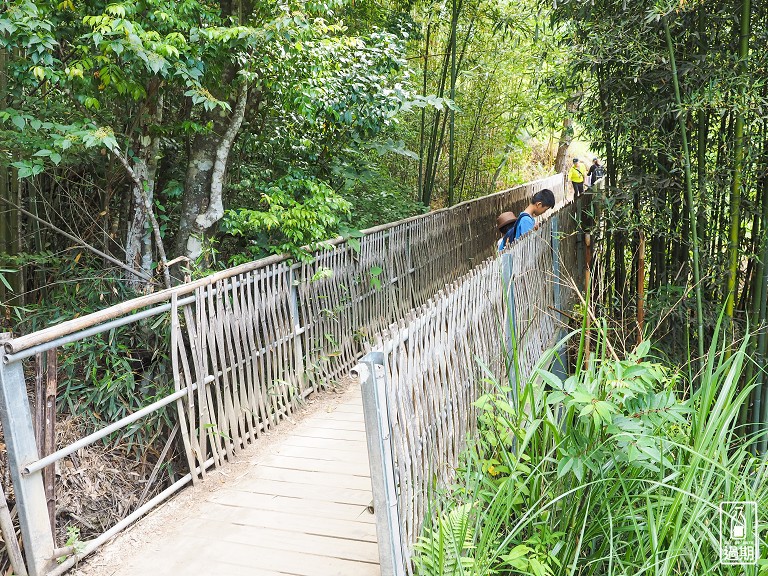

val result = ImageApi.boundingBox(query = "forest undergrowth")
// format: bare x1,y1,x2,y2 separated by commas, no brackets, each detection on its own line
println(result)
413,313,768,575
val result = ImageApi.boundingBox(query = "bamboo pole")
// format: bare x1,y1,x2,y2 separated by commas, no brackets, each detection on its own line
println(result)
417,21,431,202
447,0,458,206
754,135,768,452
0,482,27,576
637,230,646,345
663,17,706,371
725,0,752,326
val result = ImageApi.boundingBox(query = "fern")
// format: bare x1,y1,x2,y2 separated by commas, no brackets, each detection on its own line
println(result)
412,503,476,576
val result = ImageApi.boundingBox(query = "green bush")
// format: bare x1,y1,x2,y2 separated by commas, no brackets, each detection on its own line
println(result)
10,255,173,454
414,323,768,575
222,170,352,263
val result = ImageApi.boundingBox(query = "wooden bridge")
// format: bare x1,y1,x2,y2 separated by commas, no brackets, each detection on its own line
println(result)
84,385,378,576
0,175,580,576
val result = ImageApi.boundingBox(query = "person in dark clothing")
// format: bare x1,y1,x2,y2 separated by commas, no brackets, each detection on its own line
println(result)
587,157,606,188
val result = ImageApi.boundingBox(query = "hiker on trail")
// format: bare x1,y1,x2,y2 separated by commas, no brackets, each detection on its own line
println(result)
587,157,606,187
497,188,556,250
568,158,586,198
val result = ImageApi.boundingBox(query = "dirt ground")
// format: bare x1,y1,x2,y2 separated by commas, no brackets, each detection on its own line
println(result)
69,377,361,576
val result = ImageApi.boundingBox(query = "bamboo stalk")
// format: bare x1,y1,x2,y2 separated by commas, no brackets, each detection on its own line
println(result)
663,17,705,371
637,230,646,346
0,482,27,576
447,0,458,207
418,21,431,201
725,0,752,327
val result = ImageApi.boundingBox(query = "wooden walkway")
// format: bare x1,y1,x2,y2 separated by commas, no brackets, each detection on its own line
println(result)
100,386,380,576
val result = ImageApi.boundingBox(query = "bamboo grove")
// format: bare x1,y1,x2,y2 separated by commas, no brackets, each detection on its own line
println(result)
556,0,768,445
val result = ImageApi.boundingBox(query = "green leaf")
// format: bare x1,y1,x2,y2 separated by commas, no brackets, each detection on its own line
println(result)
536,369,563,390
0,269,14,292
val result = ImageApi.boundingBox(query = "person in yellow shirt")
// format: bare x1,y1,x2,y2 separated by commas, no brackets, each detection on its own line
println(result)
568,157,586,198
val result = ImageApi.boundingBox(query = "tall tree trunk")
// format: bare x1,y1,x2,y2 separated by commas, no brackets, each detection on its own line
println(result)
459,63,500,199
422,4,470,207
554,115,574,174
696,7,710,250
124,82,165,290
0,46,22,305
743,116,768,430
175,83,249,264
664,17,705,366
447,0,458,206
421,23,454,206
755,134,768,452
417,21,431,202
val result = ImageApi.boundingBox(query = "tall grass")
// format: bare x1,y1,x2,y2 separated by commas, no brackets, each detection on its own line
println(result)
412,318,768,575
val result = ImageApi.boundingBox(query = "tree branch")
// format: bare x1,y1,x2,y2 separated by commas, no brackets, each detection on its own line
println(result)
109,149,172,289
0,195,154,283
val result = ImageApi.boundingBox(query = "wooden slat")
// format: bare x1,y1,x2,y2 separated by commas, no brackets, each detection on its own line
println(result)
254,453,371,477
281,434,369,451
180,518,380,563
200,504,378,542
276,443,370,464
171,293,197,484
208,489,374,523
234,465,373,492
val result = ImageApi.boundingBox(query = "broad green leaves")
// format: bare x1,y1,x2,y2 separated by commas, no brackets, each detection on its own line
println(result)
540,341,689,479
222,170,352,262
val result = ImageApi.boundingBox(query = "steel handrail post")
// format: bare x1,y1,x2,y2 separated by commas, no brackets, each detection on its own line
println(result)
356,352,406,576
0,347,55,576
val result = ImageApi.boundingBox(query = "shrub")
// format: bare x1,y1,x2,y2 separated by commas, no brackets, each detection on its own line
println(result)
413,324,768,575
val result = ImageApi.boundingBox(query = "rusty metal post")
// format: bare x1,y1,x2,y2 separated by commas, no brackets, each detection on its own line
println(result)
34,349,57,535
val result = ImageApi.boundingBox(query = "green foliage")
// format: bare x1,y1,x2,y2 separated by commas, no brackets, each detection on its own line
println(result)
413,324,768,575
222,170,352,262
58,526,85,562
413,504,476,575
341,169,427,230
10,253,173,452
0,268,14,292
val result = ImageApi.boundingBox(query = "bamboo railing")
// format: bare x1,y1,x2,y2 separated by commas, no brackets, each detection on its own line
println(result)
0,174,564,576
357,199,582,576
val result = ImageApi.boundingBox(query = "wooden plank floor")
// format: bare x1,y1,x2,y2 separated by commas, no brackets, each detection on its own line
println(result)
108,387,380,576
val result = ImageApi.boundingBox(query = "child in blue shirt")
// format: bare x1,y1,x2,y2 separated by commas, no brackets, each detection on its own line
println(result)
497,188,556,250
